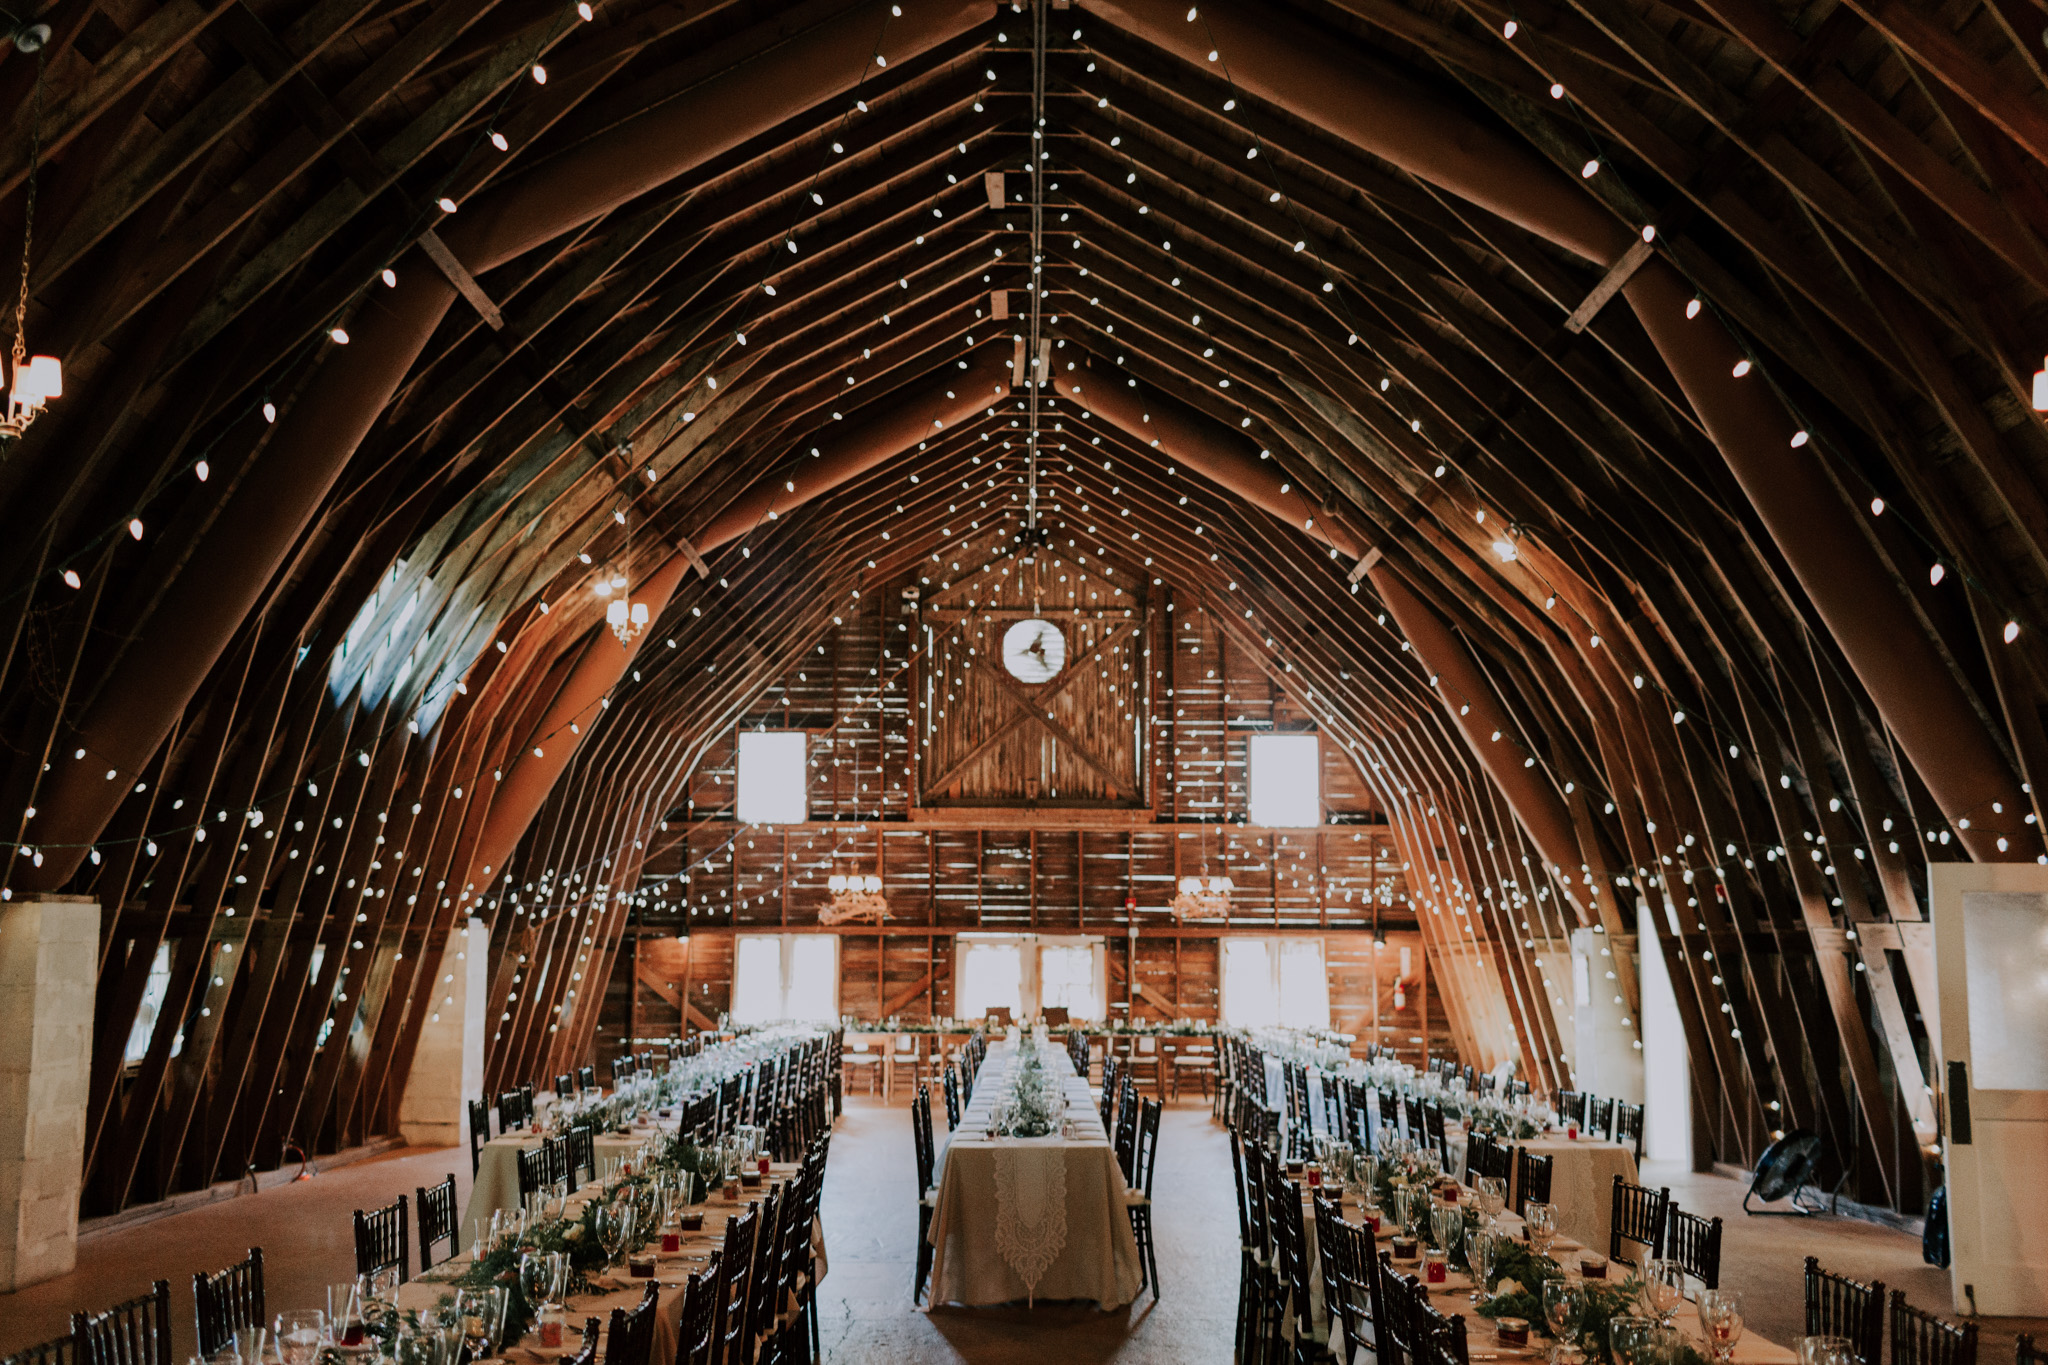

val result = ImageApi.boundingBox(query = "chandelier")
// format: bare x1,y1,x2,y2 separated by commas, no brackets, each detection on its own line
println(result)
2,37,60,446
1172,874,1234,919
596,505,648,644
821,873,888,925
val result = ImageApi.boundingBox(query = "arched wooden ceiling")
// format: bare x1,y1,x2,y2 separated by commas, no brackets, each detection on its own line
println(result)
2,0,2043,1214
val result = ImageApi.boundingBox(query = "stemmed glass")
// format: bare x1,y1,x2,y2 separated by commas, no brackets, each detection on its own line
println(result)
1525,1202,1559,1258
274,1313,325,1365
1466,1227,1497,1302
1431,1203,1463,1254
1697,1290,1745,1365
1798,1338,1858,1365
327,1283,364,1346
596,1200,636,1270
1476,1176,1507,1223
1640,1258,1686,1326
1610,1315,1658,1365
519,1252,552,1312
454,1288,507,1359
1542,1278,1586,1349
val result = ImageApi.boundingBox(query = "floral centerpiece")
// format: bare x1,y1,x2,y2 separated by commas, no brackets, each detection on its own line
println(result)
1475,1241,1707,1365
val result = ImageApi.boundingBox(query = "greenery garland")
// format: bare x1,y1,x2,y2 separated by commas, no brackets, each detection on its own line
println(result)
1472,1241,1708,1365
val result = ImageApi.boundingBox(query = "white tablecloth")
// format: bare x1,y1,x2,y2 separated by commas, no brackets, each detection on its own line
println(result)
1447,1131,1639,1257
926,1041,1143,1308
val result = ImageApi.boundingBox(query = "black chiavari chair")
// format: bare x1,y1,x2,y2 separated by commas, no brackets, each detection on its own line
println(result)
517,1144,553,1201
1417,1292,1472,1365
73,1279,173,1365
1,1335,74,1365
912,1083,938,1304
942,1064,961,1131
1554,1090,1583,1127
1332,1221,1381,1364
600,1283,658,1365
1379,1267,1425,1365
1227,1132,1262,1364
1614,1101,1645,1160
1665,1204,1722,1289
193,1248,264,1357
676,1258,721,1365
1115,1089,1140,1183
1806,1258,1885,1365
1609,1177,1671,1268
467,1098,492,1176
353,1196,410,1283
715,1207,758,1365
498,1089,527,1131
1476,1133,1513,1183
577,1064,596,1090
740,1186,785,1362
563,1318,602,1365
1587,1095,1616,1140
1315,1194,1351,1354
1513,1147,1552,1216
417,1174,460,1270
2018,1337,2045,1365
566,1124,596,1184
1892,1291,1978,1365
1465,1132,1497,1188
555,1074,575,1098
1127,1097,1162,1298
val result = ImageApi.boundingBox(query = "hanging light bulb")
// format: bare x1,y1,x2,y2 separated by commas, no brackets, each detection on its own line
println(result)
2033,354,2048,411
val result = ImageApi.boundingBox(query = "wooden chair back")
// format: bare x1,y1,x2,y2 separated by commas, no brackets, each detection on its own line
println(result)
416,1175,460,1270
1804,1256,1884,1365
1891,1291,1977,1365
192,1249,264,1357
1608,1176,1671,1267
73,1280,173,1365
352,1196,410,1283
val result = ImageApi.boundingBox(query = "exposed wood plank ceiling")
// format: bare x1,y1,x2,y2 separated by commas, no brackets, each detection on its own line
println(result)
0,0,2041,1214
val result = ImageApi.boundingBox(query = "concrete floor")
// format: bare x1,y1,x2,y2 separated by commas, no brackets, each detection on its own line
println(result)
5,1096,2041,1365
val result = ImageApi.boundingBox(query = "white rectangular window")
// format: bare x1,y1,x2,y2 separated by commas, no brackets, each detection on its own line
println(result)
1277,939,1332,1030
1222,939,1280,1027
732,934,839,1024
736,730,807,825
958,938,1024,1022
125,941,173,1064
1222,936,1331,1030
1040,942,1104,1020
1248,733,1321,827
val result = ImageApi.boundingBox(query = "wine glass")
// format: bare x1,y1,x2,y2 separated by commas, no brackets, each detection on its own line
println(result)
1610,1315,1657,1365
1477,1176,1507,1222
1542,1277,1586,1346
274,1313,324,1365
519,1251,552,1311
1525,1201,1559,1258
327,1283,363,1346
1431,1203,1463,1253
1697,1290,1745,1364
232,1328,269,1365
1640,1258,1685,1326
1799,1337,1858,1365
1466,1227,1497,1303
597,1199,635,1269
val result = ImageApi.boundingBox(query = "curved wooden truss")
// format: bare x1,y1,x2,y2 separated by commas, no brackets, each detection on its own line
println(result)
0,0,2041,1216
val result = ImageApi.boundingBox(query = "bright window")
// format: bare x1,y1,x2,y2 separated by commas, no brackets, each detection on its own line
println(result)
737,731,807,825
1222,937,1331,1030
732,934,838,1023
958,939,1024,1021
1248,733,1321,827
1040,943,1103,1020
124,942,173,1064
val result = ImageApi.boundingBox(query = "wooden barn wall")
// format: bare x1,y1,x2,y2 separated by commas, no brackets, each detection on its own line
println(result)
586,589,1459,1072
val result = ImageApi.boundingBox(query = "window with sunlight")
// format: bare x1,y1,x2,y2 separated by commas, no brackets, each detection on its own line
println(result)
1248,733,1322,826
1221,939,1280,1027
1040,943,1102,1019
958,939,1023,1021
732,934,839,1023
1222,937,1331,1029
736,730,807,825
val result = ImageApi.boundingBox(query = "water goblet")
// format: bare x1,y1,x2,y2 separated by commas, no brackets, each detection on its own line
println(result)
327,1282,365,1346
274,1312,325,1365
1696,1290,1745,1365
1610,1315,1658,1365
1477,1176,1507,1221
1466,1227,1497,1302
519,1251,552,1311
1542,1277,1585,1346
1640,1258,1685,1326
1431,1202,1463,1253
232,1328,270,1365
1525,1201,1559,1258
1799,1337,1858,1365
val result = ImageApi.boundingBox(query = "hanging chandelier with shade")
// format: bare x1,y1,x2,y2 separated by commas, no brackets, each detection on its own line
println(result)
2,29,60,447
596,505,648,644
1171,873,1234,919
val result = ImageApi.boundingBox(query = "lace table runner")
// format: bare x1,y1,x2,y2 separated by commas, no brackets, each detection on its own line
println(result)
991,1143,1069,1303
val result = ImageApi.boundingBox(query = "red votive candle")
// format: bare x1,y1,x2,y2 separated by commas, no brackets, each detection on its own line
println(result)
662,1230,681,1253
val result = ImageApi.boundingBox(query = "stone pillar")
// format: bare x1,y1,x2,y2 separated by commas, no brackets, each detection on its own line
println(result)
0,895,98,1291
399,918,487,1148
1569,926,1645,1104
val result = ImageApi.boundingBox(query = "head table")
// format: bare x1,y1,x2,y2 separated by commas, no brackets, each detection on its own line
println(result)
925,1039,1143,1309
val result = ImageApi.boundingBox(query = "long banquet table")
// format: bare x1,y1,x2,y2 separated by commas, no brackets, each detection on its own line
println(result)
466,1114,655,1236
1293,1186,1794,1365
925,1040,1144,1309
400,1159,812,1365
